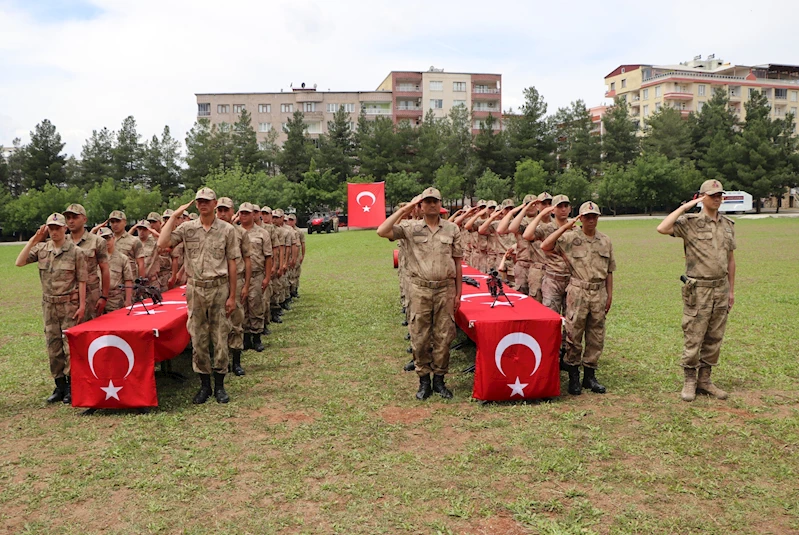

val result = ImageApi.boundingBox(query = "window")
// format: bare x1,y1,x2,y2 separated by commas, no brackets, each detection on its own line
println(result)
327,103,338,113
348,122,356,131
217,104,230,114
655,102,661,111
453,100,466,108
698,85,706,96
281,103,293,113
430,99,443,109
258,123,271,132
258,104,271,113
198,103,210,116
792,107,798,117
453,82,466,92
305,122,322,134
303,102,316,112
233,104,245,113
429,81,443,91
621,79,627,88
654,86,661,98
642,88,649,100
792,91,798,102
610,82,616,91
281,122,288,132
643,104,649,118
775,88,788,100
697,101,705,112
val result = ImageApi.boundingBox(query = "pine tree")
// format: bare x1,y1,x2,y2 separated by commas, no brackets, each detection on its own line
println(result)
232,109,263,171
692,88,738,185
79,127,116,188
642,107,693,161
602,98,639,166
506,87,556,171
21,119,67,190
279,110,313,182
473,113,511,179
184,119,215,190
317,105,356,181
113,116,144,186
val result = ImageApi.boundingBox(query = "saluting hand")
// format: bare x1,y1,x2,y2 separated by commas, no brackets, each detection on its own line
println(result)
539,205,555,217
33,225,48,243
172,200,195,218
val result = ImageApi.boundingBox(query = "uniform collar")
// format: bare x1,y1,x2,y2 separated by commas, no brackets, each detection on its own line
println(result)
46,240,72,255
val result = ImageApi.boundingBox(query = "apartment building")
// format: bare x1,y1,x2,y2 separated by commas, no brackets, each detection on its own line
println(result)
195,68,503,145
604,56,799,129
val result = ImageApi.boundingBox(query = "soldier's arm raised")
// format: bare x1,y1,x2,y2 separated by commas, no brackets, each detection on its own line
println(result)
464,208,486,231
15,225,48,267
377,197,419,239
478,210,502,235
542,217,579,252
158,200,193,249
498,204,525,234
507,202,533,234
657,196,703,235
522,206,554,242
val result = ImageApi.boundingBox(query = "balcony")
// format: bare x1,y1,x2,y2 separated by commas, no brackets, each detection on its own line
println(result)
473,86,500,94
396,107,423,119
396,84,421,92
663,92,694,101
363,108,392,116
605,89,616,98
728,92,741,101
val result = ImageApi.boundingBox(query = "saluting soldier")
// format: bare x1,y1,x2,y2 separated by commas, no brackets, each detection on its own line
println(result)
499,194,540,295
132,220,161,285
98,227,134,313
239,202,272,353
15,213,88,404
271,209,292,315
146,212,172,291
106,210,145,279
453,204,481,267
157,188,240,404
657,180,735,402
464,200,493,272
377,187,463,400
542,202,615,395
64,203,110,320
479,199,514,273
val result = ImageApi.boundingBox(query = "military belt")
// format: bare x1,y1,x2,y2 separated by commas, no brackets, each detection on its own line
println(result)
688,277,726,288
569,279,604,291
531,263,546,270
544,271,571,281
42,292,79,304
516,260,532,267
189,276,229,289
411,277,454,290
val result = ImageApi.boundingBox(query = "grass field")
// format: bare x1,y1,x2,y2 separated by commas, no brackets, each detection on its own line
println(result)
1,218,798,535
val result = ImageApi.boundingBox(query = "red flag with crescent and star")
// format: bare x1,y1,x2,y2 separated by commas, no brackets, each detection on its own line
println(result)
347,182,386,228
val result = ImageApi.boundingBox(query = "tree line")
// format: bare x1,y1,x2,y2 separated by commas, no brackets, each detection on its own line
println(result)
2,86,798,234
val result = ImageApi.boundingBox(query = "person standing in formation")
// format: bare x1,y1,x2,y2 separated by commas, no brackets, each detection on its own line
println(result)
157,188,240,404
463,200,494,272
478,199,514,273
498,194,540,296
657,180,735,402
239,202,272,354
286,213,304,300
260,207,282,330
98,227,133,313
102,210,145,279
377,187,463,400
16,213,88,404
64,203,109,320
133,220,161,286
147,212,172,292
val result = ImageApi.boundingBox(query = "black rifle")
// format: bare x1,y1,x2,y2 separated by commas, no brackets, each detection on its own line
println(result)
119,278,164,315
486,269,513,308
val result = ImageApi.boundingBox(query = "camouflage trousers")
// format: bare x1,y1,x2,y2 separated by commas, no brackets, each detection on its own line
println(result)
245,271,266,334
227,274,245,350
263,277,273,325
527,265,546,303
42,298,79,378
542,272,571,315
563,283,607,369
83,283,101,322
474,250,488,273
157,268,171,293
105,290,126,314
681,279,729,369
186,279,231,375
288,262,301,290
486,252,502,273
408,280,457,377
514,261,531,295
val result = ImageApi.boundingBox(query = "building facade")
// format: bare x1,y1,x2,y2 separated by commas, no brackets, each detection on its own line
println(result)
196,68,503,145
604,56,799,130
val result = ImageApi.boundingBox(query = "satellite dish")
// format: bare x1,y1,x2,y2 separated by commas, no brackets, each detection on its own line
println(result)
301,82,306,89
313,83,317,89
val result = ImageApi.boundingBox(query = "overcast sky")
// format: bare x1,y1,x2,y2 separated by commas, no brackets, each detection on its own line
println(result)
2,0,798,156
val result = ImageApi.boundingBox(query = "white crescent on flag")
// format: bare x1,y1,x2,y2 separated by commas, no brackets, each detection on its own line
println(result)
493,332,542,377
88,335,135,379
356,191,376,206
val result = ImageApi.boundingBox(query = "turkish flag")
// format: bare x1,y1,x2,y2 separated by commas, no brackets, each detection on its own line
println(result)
348,182,386,228
457,265,562,401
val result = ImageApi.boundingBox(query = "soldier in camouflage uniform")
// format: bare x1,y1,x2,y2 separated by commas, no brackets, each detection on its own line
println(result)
499,194,540,295
239,203,272,352
464,200,494,272
657,179,735,402
64,203,109,320
543,202,615,396
260,207,283,329
98,227,134,313
106,210,145,279
132,220,161,285
146,212,172,292
271,209,293,317
479,199,514,273
286,213,305,299
158,188,241,404
16,213,88,404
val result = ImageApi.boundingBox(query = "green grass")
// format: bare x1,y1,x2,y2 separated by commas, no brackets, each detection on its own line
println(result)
0,218,798,534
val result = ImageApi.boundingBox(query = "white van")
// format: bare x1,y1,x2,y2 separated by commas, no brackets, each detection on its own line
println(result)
698,191,753,213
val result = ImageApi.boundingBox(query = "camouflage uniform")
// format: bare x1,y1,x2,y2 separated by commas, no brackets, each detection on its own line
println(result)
244,223,271,335
72,231,108,321
286,223,301,295
105,249,134,313
115,230,145,280
171,243,187,286
538,221,573,314
140,233,161,285
228,224,251,352
25,239,88,378
262,216,281,326
514,216,534,295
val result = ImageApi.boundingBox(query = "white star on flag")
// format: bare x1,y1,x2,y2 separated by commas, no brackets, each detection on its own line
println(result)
507,376,528,397
363,205,371,212
101,380,123,400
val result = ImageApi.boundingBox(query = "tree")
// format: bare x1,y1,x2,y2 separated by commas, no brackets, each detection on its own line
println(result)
433,164,465,205
412,110,445,179
552,101,601,178
4,139,26,196
84,178,127,223
473,113,511,178
385,171,423,210
113,116,144,186
297,158,345,212
441,105,476,191
596,163,634,216
513,159,548,200
184,119,216,190
474,169,511,201
506,86,556,171
602,98,639,166
626,153,698,214
692,88,738,185
553,168,591,207
21,119,67,190
317,105,356,182
357,116,399,180
0,149,8,193
144,126,182,196
123,187,163,222
734,91,781,212
79,127,116,188
642,107,693,161
279,110,313,182
232,109,263,171
3,182,84,233
208,122,235,174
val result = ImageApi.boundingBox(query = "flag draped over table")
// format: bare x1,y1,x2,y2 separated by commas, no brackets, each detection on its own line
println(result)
347,182,386,228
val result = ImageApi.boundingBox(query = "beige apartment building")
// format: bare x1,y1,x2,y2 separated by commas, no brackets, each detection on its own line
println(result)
195,68,503,145
604,56,799,130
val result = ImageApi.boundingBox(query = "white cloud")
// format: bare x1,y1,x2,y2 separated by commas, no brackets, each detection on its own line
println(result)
1,0,798,155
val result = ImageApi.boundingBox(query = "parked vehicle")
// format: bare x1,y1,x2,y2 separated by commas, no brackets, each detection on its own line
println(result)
307,212,339,234
698,191,753,213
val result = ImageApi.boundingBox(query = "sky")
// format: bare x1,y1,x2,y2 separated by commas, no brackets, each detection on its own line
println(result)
2,0,798,156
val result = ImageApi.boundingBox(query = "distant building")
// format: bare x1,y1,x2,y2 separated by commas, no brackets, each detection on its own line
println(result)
195,68,503,146
1,146,18,160
604,56,799,130
589,105,609,136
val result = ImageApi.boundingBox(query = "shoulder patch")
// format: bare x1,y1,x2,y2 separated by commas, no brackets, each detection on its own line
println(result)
721,215,735,225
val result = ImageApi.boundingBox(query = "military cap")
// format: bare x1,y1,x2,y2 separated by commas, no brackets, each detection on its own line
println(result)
98,227,113,238
238,202,255,213
64,203,87,216
420,187,442,201
46,213,67,226
252,204,261,213
552,194,570,206
522,194,537,204
501,198,515,209
136,220,151,229
700,179,724,195
287,213,297,220
486,200,498,209
477,199,487,207
537,192,553,202
108,210,126,221
162,209,175,218
189,213,198,220
195,187,217,200
579,201,601,216
273,209,285,217
147,211,163,223
217,197,234,209
261,206,272,214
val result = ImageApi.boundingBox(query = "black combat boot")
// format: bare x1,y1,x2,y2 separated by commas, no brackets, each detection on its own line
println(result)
243,333,252,351
192,374,212,404
432,374,453,399
559,347,568,371
416,374,432,400
213,372,230,403
231,349,245,376
403,359,415,372
582,367,606,394
271,311,283,323
62,376,71,404
566,364,582,395
290,289,299,299
280,300,291,311
262,325,271,335
47,377,68,403
251,334,264,352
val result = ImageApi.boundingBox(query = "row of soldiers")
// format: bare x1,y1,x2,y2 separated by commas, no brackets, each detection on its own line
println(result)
15,189,305,405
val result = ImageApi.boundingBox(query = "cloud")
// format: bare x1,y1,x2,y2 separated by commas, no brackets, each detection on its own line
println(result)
1,0,798,155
